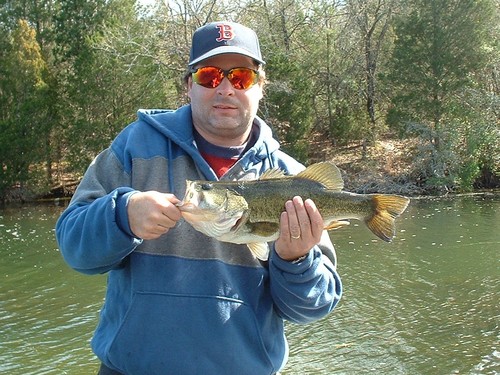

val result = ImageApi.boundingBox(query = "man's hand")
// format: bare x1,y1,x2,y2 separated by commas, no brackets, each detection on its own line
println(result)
275,196,324,261
128,191,182,240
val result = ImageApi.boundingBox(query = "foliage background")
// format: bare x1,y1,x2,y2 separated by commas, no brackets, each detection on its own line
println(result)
0,0,498,201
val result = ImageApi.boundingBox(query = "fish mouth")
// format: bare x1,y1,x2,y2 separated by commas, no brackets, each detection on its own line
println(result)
176,201,196,212
177,202,223,222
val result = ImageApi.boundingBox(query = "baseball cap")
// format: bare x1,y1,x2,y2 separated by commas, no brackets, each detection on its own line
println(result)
188,21,265,66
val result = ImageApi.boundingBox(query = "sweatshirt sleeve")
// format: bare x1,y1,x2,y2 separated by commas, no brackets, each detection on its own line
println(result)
269,232,342,324
55,148,142,275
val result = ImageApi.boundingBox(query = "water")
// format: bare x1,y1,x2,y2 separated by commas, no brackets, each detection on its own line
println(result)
284,194,500,375
1,195,499,374
0,205,106,374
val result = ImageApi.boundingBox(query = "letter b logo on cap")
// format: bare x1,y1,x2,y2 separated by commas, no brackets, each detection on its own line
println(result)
215,24,234,42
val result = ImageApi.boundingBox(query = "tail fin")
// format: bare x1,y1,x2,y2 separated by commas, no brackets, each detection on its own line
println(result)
365,195,410,242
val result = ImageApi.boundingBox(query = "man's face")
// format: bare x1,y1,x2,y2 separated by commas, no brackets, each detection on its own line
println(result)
187,54,264,147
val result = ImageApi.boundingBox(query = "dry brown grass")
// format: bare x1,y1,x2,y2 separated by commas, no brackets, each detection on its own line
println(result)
308,135,423,195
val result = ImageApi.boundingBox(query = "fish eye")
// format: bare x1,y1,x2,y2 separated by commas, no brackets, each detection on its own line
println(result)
201,183,213,191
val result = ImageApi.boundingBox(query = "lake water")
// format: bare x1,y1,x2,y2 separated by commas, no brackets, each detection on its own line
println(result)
1,194,498,374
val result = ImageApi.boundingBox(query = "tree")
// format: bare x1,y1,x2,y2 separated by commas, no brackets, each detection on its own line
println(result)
0,19,48,198
52,0,142,171
347,0,394,153
257,0,316,161
305,0,369,147
385,0,497,190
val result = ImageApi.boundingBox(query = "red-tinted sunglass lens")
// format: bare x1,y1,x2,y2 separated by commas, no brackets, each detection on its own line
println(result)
227,68,258,89
192,67,223,88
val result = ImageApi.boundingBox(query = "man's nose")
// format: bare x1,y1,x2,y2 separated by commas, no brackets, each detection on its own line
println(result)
216,77,235,95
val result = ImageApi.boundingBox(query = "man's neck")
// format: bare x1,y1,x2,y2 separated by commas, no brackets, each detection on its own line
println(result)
192,125,252,148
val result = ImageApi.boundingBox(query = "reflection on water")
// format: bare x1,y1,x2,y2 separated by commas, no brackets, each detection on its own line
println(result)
0,195,499,374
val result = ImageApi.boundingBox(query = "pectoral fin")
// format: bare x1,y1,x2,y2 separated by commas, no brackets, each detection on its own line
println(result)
324,220,350,230
247,242,270,261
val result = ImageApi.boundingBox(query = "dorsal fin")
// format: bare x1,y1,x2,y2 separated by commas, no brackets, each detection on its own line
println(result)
259,168,287,180
296,162,344,191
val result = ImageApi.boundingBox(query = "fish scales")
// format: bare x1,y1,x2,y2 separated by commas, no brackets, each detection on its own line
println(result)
230,178,374,224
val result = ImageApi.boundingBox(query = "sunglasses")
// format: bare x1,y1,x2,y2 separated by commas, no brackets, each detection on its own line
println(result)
190,66,260,90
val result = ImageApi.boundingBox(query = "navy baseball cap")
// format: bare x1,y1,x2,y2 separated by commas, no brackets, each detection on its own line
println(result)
188,21,265,66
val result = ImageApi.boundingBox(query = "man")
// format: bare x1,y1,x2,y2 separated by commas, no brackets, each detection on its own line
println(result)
56,21,342,375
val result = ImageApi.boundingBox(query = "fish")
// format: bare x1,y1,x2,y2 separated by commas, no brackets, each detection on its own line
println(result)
177,162,410,260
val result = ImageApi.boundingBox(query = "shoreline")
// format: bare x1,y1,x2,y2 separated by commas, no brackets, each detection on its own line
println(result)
2,136,498,205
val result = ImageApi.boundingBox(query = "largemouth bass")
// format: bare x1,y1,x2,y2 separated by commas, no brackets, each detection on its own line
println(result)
178,162,410,260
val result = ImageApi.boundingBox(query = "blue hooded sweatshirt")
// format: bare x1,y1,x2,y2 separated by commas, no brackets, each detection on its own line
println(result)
56,105,342,375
